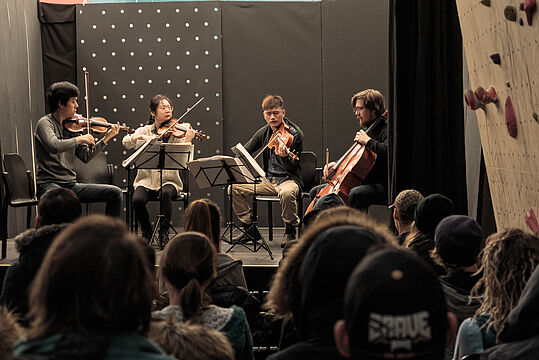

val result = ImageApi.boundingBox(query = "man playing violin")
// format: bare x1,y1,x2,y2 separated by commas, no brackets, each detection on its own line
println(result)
122,94,195,241
34,81,123,217
230,95,303,247
310,89,388,211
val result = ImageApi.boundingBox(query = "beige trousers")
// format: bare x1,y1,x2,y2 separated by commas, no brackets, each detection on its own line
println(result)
229,178,300,226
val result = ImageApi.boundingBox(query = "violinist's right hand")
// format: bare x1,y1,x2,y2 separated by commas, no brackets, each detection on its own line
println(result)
130,134,153,144
76,133,96,146
323,162,336,178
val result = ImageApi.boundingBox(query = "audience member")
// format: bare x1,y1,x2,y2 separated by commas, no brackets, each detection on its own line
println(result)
482,262,539,359
152,232,253,360
404,193,455,274
0,306,25,359
389,189,423,245
149,315,234,360
433,215,482,325
184,199,247,290
265,209,396,360
334,248,457,360
452,229,539,359
0,187,82,323
14,215,172,359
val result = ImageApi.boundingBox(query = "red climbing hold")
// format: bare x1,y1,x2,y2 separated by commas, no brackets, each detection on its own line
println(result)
505,96,518,138
523,0,536,25
465,89,482,110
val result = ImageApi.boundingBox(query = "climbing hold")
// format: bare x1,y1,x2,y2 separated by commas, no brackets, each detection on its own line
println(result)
523,0,536,25
490,53,501,64
519,18,524,25
486,87,498,103
504,5,518,21
480,0,491,6
505,81,511,87
505,96,518,138
520,2,525,10
533,112,538,123
465,89,482,110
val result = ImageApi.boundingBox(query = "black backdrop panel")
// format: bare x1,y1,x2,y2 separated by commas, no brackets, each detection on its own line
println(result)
221,2,322,226
76,2,223,223
322,0,389,163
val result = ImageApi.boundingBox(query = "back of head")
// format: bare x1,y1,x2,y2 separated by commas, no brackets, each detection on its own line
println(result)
414,194,455,235
391,189,424,224
344,248,447,360
434,215,482,268
38,188,82,226
473,228,539,332
47,81,79,112
160,232,217,320
28,215,154,339
149,316,234,360
202,199,222,251
294,224,386,339
184,200,216,248
0,306,25,358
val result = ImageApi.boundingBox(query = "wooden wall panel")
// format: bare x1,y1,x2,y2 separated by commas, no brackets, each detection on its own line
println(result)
456,0,538,229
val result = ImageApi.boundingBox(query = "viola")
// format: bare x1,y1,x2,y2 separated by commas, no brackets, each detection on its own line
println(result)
158,120,208,140
266,122,299,161
64,114,134,134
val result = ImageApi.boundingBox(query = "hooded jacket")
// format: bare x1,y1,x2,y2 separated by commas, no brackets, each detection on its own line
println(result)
0,224,68,320
268,225,383,360
481,266,539,359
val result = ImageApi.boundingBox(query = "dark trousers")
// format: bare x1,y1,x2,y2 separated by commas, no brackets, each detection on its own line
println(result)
38,182,123,217
309,183,386,212
132,184,177,234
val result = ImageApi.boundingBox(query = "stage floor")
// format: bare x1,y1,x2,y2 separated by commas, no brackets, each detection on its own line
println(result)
0,226,284,266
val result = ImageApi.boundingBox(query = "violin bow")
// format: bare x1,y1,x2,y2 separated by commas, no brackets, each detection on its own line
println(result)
156,97,205,141
84,71,91,136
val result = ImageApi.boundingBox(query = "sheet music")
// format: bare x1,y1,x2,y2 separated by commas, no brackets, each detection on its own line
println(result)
231,143,266,179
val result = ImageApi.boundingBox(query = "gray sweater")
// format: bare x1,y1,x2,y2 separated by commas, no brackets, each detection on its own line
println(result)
34,114,107,185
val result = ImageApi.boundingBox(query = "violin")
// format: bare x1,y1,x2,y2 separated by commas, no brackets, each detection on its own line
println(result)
266,122,299,160
64,114,134,134
157,120,208,140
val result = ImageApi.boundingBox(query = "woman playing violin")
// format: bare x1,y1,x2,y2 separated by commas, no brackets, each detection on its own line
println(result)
34,81,123,217
230,95,303,248
309,89,388,212
122,94,195,240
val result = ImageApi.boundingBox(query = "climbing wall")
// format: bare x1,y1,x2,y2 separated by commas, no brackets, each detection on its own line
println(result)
456,0,538,230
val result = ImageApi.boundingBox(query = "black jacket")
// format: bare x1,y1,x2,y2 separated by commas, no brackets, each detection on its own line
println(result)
481,266,539,359
0,224,68,321
244,118,303,189
362,116,388,190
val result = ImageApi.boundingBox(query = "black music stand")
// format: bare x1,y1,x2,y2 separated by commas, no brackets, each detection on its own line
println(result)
124,140,193,248
188,155,273,259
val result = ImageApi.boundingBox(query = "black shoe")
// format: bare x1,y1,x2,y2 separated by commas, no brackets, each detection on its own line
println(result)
281,224,296,248
232,223,262,243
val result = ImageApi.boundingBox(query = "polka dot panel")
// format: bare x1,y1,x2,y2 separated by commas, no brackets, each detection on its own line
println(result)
76,2,223,203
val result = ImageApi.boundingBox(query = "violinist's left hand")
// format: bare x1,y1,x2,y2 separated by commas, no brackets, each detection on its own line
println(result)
276,141,288,157
176,122,195,142
354,130,371,145
104,122,121,143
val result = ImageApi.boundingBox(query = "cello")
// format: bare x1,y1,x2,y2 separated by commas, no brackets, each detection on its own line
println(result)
305,111,388,214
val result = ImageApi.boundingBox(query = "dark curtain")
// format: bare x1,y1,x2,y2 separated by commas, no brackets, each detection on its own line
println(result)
389,0,467,214
38,3,77,113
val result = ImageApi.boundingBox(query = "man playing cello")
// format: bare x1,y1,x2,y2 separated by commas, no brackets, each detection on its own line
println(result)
309,89,388,211
230,95,303,248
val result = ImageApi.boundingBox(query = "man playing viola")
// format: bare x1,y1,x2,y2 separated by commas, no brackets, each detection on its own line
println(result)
310,89,388,211
231,95,303,247
34,81,123,217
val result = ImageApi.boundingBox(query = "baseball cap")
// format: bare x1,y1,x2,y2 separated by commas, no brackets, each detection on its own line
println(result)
435,215,482,267
389,189,424,213
344,248,447,360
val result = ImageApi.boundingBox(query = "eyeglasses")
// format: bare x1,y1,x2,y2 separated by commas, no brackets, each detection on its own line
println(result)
159,105,173,110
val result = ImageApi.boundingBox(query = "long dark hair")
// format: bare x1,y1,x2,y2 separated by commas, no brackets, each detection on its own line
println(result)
148,94,172,124
160,232,217,320
184,199,222,252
